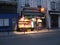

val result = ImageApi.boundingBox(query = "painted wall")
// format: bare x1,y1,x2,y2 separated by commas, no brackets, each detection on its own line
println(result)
0,14,19,31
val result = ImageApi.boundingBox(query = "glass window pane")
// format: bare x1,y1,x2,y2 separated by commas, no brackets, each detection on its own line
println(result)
4,19,9,26
56,3,60,10
51,1,56,10
0,19,3,26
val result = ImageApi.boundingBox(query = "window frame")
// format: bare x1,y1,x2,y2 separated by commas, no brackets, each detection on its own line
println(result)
0,18,9,27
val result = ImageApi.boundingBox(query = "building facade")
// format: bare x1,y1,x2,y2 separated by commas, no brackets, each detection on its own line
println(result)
48,0,60,29
0,0,60,31
17,0,60,29
44,0,60,29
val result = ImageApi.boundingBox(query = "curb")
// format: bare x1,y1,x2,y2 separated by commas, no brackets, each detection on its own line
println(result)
0,30,60,36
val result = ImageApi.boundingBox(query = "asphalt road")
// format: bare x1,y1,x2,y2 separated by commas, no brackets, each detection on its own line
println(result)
0,31,60,45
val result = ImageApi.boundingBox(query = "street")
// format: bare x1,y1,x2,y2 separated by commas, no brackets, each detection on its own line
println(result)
0,31,60,45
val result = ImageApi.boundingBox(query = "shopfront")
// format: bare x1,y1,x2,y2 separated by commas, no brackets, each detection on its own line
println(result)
19,8,46,31
0,14,19,32
49,11,60,28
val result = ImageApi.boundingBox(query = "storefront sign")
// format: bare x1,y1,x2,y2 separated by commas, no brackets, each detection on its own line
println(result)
50,12,60,14
49,11,60,15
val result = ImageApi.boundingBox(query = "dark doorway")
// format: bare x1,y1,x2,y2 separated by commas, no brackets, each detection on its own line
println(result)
42,18,46,28
51,15,58,28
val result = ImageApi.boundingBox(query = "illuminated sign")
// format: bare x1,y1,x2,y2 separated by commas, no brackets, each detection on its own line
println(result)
18,18,32,28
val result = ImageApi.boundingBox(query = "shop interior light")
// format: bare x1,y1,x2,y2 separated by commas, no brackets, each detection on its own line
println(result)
32,18,36,21
41,17,45,19
40,7,45,13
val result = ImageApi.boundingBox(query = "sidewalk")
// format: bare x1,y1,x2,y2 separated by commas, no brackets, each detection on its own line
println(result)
0,29,60,36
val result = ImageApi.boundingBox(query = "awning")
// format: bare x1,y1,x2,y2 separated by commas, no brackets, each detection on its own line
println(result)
23,12,44,17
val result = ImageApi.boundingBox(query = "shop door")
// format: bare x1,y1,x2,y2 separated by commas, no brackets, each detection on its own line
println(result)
51,15,58,28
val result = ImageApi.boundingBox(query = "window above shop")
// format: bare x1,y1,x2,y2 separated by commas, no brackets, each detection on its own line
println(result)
50,1,56,10
56,2,60,10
